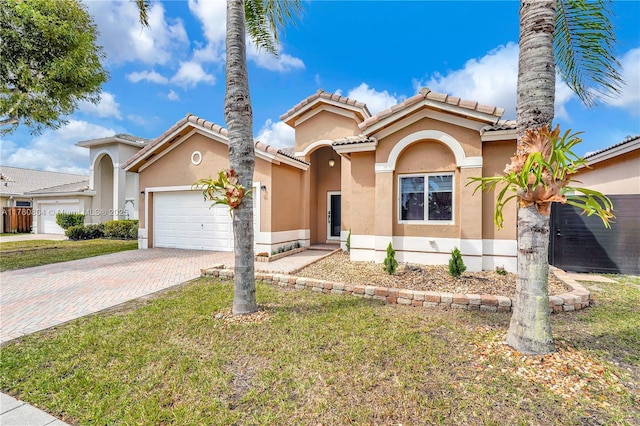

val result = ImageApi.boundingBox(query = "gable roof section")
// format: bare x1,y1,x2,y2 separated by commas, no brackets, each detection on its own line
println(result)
359,87,505,135
480,120,517,141
0,166,88,197
280,90,371,127
124,114,308,172
583,134,640,166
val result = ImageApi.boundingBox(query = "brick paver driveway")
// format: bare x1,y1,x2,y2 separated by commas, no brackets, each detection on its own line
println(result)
0,249,234,344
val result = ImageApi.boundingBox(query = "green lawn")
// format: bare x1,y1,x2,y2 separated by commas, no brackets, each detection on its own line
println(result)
1,276,638,425
0,239,138,271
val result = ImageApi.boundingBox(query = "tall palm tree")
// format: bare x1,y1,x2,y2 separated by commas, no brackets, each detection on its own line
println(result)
506,0,622,355
135,0,302,315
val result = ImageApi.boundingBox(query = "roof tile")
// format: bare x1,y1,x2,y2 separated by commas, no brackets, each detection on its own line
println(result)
280,90,370,122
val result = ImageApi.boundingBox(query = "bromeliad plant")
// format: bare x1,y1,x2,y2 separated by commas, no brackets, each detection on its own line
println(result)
193,169,252,212
469,125,614,228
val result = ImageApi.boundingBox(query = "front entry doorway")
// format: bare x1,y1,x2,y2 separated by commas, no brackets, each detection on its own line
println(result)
327,191,341,241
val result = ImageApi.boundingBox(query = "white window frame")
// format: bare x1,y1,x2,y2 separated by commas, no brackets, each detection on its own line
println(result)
397,172,455,225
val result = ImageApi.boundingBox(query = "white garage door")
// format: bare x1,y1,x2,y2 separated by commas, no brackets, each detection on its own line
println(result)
41,203,80,235
154,191,234,251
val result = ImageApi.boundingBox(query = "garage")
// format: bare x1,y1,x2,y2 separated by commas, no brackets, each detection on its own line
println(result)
40,202,80,235
153,191,234,251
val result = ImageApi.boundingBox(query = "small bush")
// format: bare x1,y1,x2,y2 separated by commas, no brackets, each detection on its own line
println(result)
496,266,508,275
103,220,138,240
292,242,300,249
56,212,85,229
271,250,276,256
256,252,269,257
383,242,398,275
66,223,104,241
448,247,467,278
346,229,351,252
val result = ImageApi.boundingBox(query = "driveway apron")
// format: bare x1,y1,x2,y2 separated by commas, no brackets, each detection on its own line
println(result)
0,248,234,344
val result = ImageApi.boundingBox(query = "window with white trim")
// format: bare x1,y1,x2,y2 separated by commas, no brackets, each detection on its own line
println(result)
399,174,453,223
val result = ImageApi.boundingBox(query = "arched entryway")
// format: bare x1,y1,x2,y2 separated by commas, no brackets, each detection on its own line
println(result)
308,145,341,244
93,154,114,223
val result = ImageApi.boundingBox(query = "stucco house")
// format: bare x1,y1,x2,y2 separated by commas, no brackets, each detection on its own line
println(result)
549,135,640,274
91,88,517,272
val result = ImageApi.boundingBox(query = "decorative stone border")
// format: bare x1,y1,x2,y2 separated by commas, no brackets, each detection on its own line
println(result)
201,266,590,314
255,247,306,262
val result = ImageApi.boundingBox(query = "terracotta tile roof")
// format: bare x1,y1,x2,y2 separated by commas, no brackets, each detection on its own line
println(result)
124,114,308,169
280,89,371,123
584,134,640,159
359,87,505,130
254,141,309,165
0,166,88,196
123,114,228,169
332,134,377,146
482,120,517,133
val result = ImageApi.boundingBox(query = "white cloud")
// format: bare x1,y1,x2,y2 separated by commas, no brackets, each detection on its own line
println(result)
126,70,169,84
608,47,640,115
415,42,575,120
188,0,304,72
188,0,227,63
170,61,215,88
1,120,116,174
167,90,180,101
78,92,121,119
85,0,188,65
246,40,305,72
256,119,295,148
338,83,402,115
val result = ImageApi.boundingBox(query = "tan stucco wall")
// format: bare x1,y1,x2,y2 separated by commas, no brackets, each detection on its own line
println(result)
270,163,305,232
393,141,459,237
349,151,376,236
309,146,341,243
481,140,517,240
295,111,359,154
374,117,482,164
574,149,640,195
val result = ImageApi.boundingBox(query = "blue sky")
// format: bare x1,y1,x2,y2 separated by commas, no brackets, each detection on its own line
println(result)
2,0,639,175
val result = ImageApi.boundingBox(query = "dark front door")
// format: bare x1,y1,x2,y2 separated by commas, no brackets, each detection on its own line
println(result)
549,194,640,274
327,192,341,240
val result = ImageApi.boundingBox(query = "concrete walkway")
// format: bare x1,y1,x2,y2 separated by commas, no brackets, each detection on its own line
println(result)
0,246,334,425
0,233,68,242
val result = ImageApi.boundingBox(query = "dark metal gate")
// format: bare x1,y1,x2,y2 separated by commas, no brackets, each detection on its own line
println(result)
549,194,640,275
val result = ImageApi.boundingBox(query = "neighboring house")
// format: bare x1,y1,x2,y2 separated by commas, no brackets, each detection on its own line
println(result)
549,135,640,274
0,166,92,234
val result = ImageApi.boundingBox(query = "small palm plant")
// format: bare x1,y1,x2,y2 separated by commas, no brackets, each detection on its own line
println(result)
468,125,614,228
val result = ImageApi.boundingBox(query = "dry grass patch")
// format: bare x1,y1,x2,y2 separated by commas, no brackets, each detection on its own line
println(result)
0,277,638,425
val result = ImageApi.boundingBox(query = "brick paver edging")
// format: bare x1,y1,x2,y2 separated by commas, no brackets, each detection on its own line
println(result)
201,266,590,313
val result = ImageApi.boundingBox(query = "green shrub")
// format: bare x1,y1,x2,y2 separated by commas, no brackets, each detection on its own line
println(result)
65,223,104,241
383,242,398,275
292,241,300,249
495,266,508,275
55,212,84,229
448,247,467,278
103,220,138,240
346,229,351,252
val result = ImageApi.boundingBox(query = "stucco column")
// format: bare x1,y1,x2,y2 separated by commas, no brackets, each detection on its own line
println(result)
374,170,394,262
113,164,127,220
458,166,484,268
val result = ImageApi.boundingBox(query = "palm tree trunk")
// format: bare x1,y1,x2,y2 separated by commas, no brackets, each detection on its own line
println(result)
225,0,257,314
506,0,557,354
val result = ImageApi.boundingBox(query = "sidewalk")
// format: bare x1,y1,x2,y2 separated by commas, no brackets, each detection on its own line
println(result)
0,393,68,426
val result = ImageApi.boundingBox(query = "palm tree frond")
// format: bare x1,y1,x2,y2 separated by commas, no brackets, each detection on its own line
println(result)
555,0,624,107
132,0,150,27
245,0,304,56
